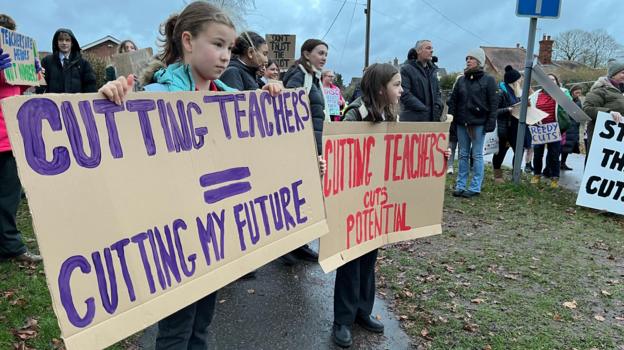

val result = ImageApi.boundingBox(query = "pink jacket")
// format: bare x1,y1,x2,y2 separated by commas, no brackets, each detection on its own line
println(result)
0,73,28,152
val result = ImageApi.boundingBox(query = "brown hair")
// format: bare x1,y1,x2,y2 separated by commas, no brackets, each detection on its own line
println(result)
232,31,265,57
0,14,16,30
159,1,235,65
118,39,138,54
294,38,328,74
570,84,582,94
360,63,399,122
547,73,561,87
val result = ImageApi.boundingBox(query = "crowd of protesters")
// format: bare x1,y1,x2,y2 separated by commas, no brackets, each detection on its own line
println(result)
2,2,624,348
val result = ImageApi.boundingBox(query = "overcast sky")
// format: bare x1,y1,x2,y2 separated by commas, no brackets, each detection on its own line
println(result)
4,0,623,84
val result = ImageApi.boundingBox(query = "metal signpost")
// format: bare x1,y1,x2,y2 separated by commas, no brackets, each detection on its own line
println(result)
512,0,563,183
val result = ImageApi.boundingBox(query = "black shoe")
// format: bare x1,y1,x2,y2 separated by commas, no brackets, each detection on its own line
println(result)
355,315,384,333
452,190,465,197
524,163,533,173
561,164,573,171
279,253,299,266
241,270,257,279
332,323,352,348
461,190,480,198
293,245,318,262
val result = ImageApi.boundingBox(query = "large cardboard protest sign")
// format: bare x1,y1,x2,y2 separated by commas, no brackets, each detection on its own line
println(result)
266,34,296,71
0,27,41,86
319,122,447,272
110,47,154,78
576,112,624,215
1,88,329,349
529,122,561,145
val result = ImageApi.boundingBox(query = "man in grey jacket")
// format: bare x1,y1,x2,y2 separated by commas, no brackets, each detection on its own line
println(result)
399,40,443,122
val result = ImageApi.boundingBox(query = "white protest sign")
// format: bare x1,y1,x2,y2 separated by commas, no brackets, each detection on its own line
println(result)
511,103,549,125
323,87,341,116
529,122,561,145
483,127,499,155
576,112,624,215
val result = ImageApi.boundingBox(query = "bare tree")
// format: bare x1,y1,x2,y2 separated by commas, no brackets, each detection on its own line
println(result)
204,0,256,30
555,29,622,68
553,29,589,61
581,29,621,69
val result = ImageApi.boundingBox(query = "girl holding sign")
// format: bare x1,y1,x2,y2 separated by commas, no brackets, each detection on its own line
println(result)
99,3,283,349
0,14,43,263
529,74,571,188
280,39,329,265
331,63,403,348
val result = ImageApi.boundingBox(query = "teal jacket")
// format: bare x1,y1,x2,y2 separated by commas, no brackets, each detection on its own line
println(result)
144,62,235,92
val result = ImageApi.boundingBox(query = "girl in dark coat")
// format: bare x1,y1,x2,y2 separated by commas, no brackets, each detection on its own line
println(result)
282,39,329,154
333,63,403,348
279,38,328,265
220,31,269,91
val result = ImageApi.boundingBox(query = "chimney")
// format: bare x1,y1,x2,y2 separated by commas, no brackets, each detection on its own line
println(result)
538,34,553,65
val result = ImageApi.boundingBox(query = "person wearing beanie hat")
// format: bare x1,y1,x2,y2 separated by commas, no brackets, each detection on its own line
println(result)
399,40,443,122
583,61,624,155
465,48,486,68
607,60,624,79
447,50,498,197
504,65,521,85
492,65,525,182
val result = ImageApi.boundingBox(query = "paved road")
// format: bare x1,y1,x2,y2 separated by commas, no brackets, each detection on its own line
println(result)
139,241,411,350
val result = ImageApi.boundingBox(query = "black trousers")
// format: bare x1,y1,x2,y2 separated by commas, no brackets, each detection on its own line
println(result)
492,118,519,170
0,151,26,258
334,249,377,326
533,141,561,178
155,293,217,350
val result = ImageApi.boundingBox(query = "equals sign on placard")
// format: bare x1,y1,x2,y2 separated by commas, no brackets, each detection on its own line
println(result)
199,167,252,204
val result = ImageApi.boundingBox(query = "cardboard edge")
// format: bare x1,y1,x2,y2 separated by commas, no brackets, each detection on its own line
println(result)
318,224,442,273
62,219,329,349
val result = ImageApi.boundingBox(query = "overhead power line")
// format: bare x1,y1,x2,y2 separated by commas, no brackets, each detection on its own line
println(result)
418,0,492,44
322,0,348,40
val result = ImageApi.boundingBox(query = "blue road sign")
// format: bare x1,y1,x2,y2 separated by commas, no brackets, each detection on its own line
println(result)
516,0,562,18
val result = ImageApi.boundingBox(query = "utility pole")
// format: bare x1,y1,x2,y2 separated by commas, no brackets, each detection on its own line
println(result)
512,17,537,183
365,0,371,67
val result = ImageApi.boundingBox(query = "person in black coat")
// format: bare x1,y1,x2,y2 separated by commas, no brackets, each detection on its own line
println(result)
399,40,443,122
36,28,96,94
492,65,522,181
447,48,498,198
561,84,582,170
280,38,329,265
220,31,268,91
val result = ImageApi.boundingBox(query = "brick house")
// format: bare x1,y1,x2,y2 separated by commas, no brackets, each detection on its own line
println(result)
81,35,121,60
